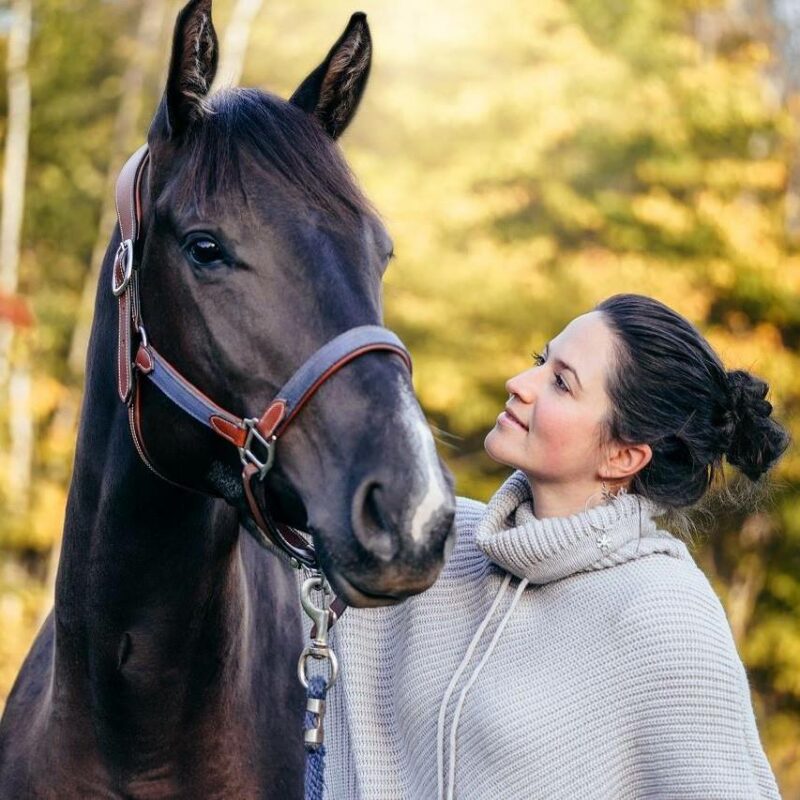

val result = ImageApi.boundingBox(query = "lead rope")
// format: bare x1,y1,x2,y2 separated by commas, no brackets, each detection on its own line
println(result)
298,573,339,800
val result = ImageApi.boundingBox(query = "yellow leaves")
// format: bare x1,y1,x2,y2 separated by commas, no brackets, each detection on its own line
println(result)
761,713,800,797
696,190,782,267
706,258,736,289
745,616,800,694
738,41,772,68
706,322,786,378
30,373,66,419
771,255,800,296
631,189,694,235
28,481,67,551
636,155,704,188
561,248,713,321
415,358,469,417
542,182,604,231
0,564,48,711
0,480,66,552
704,158,786,191
476,184,532,221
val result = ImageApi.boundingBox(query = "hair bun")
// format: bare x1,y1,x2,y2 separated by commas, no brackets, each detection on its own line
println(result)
724,369,789,481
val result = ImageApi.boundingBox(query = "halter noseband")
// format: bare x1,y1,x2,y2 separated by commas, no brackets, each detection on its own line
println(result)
113,144,412,581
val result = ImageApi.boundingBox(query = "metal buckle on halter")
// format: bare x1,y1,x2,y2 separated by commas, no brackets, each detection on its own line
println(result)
239,418,276,479
112,239,135,297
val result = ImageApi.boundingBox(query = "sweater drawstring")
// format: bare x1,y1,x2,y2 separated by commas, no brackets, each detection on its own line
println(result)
436,573,531,800
436,573,512,800
445,577,529,800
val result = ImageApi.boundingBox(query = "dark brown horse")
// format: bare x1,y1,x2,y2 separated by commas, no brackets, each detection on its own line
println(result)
0,3,455,797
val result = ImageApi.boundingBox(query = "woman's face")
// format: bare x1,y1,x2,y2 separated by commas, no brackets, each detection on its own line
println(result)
484,311,617,485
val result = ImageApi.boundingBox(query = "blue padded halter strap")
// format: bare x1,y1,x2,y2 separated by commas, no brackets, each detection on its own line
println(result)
272,325,412,436
133,324,412,448
135,345,242,435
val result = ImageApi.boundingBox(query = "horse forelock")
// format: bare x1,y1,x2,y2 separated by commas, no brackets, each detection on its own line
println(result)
166,87,376,232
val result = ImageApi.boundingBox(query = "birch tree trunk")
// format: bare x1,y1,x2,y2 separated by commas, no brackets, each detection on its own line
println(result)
771,0,800,240
0,0,33,512
67,0,172,376
211,0,265,91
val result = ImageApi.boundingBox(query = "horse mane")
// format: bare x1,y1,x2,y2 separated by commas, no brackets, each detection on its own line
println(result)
175,87,375,229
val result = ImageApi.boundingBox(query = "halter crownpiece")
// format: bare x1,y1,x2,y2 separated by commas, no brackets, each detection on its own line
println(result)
112,144,412,579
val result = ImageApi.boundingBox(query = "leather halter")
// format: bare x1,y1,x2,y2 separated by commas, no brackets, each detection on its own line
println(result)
113,145,412,587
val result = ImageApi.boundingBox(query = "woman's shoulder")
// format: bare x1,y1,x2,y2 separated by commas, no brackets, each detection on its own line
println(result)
612,551,746,678
456,495,487,530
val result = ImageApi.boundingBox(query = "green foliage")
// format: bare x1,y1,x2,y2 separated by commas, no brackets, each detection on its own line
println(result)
0,0,799,793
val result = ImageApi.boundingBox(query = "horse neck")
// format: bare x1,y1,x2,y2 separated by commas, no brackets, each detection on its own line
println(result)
54,244,245,732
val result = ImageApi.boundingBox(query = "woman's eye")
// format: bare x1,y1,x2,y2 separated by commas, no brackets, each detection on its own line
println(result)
531,351,545,366
185,236,226,268
554,374,569,393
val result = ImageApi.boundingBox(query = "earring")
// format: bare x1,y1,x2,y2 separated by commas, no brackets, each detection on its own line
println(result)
601,481,627,503
584,480,624,513
585,481,627,552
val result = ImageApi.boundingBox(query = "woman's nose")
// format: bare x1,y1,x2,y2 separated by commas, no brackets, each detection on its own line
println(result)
506,368,536,403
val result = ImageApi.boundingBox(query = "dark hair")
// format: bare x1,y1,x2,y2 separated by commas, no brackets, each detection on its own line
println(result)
595,293,790,510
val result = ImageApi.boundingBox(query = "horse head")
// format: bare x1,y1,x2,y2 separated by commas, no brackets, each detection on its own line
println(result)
130,0,456,606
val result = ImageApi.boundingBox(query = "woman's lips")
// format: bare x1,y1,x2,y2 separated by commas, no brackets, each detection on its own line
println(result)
498,407,528,431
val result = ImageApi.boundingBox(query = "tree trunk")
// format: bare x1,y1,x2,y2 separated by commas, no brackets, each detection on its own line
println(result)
67,0,172,377
771,0,800,239
0,0,33,511
211,0,265,91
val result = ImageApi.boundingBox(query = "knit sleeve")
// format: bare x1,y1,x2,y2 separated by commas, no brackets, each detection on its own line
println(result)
616,566,782,800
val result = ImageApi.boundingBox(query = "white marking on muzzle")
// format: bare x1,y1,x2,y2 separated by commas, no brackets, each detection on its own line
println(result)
398,382,449,544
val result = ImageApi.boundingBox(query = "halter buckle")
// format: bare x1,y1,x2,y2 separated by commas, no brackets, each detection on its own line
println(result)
239,418,276,479
112,239,135,297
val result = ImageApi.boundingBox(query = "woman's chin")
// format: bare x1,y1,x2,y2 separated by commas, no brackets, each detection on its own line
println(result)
484,427,500,458
484,427,522,470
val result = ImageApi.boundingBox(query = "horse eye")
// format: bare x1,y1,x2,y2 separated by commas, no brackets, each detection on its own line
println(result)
185,236,226,268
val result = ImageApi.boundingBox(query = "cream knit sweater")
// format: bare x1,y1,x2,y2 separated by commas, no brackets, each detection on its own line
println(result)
316,471,781,799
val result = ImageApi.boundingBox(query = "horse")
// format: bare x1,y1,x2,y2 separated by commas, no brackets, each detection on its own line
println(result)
0,2,456,797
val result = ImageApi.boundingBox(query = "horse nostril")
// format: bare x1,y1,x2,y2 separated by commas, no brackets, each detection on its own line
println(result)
351,480,400,562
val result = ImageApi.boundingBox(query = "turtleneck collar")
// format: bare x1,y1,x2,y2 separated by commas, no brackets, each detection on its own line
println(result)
475,471,690,584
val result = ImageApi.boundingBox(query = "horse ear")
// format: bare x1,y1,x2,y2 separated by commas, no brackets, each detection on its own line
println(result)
157,0,219,140
289,12,372,140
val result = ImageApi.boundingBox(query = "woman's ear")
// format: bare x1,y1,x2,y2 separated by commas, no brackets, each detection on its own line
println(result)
601,441,652,483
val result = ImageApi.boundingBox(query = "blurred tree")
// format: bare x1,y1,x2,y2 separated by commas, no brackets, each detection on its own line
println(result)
0,0,32,514
212,0,265,90
67,0,172,379
770,0,800,240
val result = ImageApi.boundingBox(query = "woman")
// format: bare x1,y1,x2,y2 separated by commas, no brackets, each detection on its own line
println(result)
319,293,789,799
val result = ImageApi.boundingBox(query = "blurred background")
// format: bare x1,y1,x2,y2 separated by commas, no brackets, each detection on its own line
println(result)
0,0,799,793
